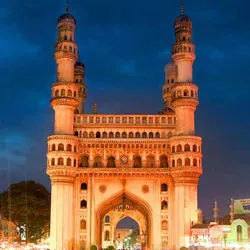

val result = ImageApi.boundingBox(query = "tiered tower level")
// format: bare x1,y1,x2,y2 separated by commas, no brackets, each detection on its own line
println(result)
47,4,202,250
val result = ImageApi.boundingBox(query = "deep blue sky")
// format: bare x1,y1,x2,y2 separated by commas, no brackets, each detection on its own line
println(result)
1,0,250,220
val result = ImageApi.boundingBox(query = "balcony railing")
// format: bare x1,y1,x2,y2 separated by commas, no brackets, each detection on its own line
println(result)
74,114,176,126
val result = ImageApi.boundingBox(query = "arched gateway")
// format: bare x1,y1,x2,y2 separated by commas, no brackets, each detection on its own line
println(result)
46,2,203,250
96,192,152,247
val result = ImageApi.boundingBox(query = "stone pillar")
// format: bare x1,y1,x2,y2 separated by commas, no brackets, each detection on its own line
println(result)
49,174,76,250
173,182,198,249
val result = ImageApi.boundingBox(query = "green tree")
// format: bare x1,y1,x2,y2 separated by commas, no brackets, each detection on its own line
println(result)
107,246,115,250
90,245,97,250
129,230,139,246
0,180,50,243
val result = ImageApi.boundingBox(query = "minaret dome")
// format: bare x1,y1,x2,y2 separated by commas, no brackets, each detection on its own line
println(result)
58,0,76,24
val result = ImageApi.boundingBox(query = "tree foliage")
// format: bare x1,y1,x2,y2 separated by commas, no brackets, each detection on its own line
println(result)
90,245,97,250
0,181,50,243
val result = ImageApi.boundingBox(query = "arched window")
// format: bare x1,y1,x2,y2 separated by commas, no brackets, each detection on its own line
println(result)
58,143,64,151
79,156,89,167
66,144,72,151
129,132,134,138
105,230,110,241
189,47,191,52
191,90,194,97
177,158,182,167
96,131,101,138
193,159,197,166
89,132,94,138
107,156,116,168
81,183,87,191
83,131,88,138
155,132,160,138
93,156,103,168
58,157,64,165
172,146,175,153
149,132,154,138
51,158,55,166
67,158,72,166
237,225,242,242
64,35,67,41
146,156,155,167
61,89,65,96
67,89,72,97
102,132,107,138
161,183,168,192
172,159,175,167
133,156,142,168
162,220,168,230
74,91,76,97
184,144,190,151
69,46,72,52
135,132,140,138
80,240,86,250
74,145,77,152
80,219,86,230
80,200,87,209
55,90,59,97
184,46,187,52
161,200,168,210
183,90,188,96
160,155,168,168
105,215,110,223
51,144,56,151
74,131,79,136
115,132,120,138
142,132,147,138
109,132,114,138
122,132,127,138
193,145,197,152
74,159,76,166
185,158,190,166
177,144,182,152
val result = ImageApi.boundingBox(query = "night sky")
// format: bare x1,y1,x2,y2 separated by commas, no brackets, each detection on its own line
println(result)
1,0,250,221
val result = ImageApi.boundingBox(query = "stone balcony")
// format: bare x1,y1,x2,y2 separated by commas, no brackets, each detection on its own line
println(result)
74,114,176,127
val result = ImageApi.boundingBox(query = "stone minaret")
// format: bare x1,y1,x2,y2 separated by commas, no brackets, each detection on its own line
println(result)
168,2,203,248
171,2,198,136
213,201,219,223
46,3,85,249
230,198,234,224
197,208,203,224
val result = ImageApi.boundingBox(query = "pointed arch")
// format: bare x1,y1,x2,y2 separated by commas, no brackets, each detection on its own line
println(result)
107,156,116,168
95,191,152,247
79,155,89,167
177,158,182,166
177,144,182,152
146,155,155,167
93,156,103,168
133,155,142,168
80,199,87,209
160,155,168,168
80,219,86,230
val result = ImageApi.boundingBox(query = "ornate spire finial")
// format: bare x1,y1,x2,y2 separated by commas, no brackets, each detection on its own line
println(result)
181,0,184,14
66,0,69,13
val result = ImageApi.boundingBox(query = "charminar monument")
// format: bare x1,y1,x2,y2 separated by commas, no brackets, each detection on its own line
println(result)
46,1,203,250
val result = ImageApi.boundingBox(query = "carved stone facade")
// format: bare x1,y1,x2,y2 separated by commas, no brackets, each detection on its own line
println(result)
47,4,203,250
